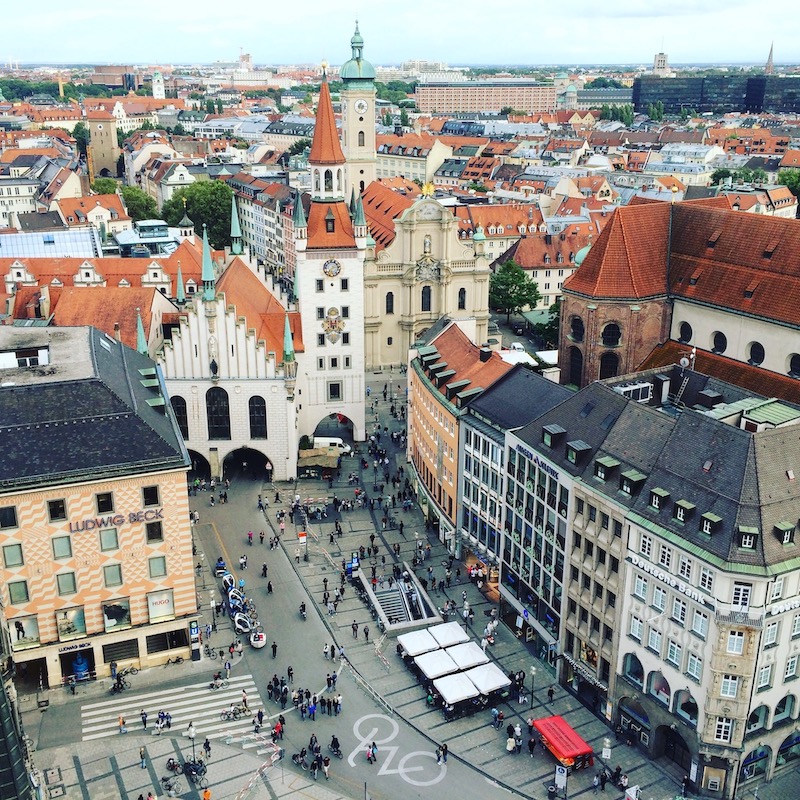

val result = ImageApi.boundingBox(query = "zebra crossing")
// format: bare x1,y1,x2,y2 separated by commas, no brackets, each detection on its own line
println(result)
81,674,265,742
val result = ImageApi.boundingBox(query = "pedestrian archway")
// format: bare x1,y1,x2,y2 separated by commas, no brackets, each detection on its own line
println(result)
222,447,274,482
312,412,355,443
188,450,212,481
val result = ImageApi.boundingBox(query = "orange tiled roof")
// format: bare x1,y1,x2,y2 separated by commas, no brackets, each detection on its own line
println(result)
309,79,345,166
454,203,544,237
306,201,355,249
0,147,61,164
361,181,414,250
56,194,130,224
779,150,800,168
505,230,594,270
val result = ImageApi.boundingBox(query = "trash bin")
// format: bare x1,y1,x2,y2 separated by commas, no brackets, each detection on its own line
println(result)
547,786,557,800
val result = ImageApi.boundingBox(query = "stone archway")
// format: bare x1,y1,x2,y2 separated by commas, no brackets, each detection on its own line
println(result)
568,346,583,386
222,447,274,482
656,725,692,771
187,450,212,481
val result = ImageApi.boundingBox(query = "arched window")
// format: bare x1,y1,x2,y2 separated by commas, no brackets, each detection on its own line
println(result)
358,130,365,147
599,352,619,379
673,690,698,726
422,285,432,312
622,653,644,687
313,171,320,193
569,347,583,386
748,341,765,366
678,321,692,343
789,354,800,378
248,396,267,439
385,291,394,314
712,331,727,354
170,395,189,439
602,323,621,347
206,387,231,440
647,670,671,706
324,169,333,193
774,694,796,724
458,288,466,310
570,317,584,342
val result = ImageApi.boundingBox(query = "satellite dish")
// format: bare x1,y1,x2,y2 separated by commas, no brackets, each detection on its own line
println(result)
680,357,690,368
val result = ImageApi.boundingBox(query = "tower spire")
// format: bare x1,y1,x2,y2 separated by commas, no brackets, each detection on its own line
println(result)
765,42,775,75
175,262,186,304
201,224,215,302
135,307,147,354
230,194,243,255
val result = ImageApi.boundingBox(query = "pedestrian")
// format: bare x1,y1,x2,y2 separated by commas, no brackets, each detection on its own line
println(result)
547,687,555,703
515,736,523,754
267,580,273,594
435,746,442,764
287,665,294,683
225,659,232,679
119,715,127,734
363,625,369,641
681,775,689,797
203,738,211,760
528,737,536,758
600,771,607,791
441,742,448,763
309,701,316,720
242,689,249,710
165,712,172,730
140,709,147,730
69,676,76,695
352,620,358,638
323,754,331,779
506,736,516,754
259,531,265,545
506,722,515,739
262,563,268,578
323,643,329,659
480,637,488,652
139,746,147,769
593,774,600,794
366,745,374,764
295,548,300,563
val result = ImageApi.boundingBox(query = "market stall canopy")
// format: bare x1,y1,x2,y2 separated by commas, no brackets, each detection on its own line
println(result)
533,715,593,764
415,649,460,680
434,673,480,705
463,662,512,694
445,641,489,670
428,621,470,648
297,447,340,468
397,629,439,657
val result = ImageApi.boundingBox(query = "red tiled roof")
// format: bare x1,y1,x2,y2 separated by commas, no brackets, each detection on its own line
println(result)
779,150,800,168
306,201,355,249
56,194,130,224
361,181,414,250
503,230,593,270
309,79,345,166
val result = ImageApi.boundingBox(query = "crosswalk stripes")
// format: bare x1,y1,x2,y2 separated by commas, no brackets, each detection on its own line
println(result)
80,674,265,742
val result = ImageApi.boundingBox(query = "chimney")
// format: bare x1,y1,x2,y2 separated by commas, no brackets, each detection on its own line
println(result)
479,347,492,362
114,322,121,341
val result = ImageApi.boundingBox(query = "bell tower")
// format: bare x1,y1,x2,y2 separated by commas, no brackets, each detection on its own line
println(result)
339,22,377,194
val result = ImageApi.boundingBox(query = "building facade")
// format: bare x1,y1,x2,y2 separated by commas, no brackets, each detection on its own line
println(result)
416,81,557,114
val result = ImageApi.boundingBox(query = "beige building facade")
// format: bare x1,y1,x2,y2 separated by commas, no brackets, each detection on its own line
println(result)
416,81,557,114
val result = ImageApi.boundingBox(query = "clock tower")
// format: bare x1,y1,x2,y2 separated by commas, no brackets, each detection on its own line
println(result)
294,69,367,442
339,22,377,193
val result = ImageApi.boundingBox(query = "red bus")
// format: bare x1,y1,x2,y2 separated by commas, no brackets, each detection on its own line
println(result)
533,715,594,772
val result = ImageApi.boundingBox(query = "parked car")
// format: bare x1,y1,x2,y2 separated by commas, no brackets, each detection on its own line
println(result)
511,323,525,335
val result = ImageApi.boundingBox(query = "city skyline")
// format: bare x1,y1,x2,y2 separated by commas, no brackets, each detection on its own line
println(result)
5,0,799,68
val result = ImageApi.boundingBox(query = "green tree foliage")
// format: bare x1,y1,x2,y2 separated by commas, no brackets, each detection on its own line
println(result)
778,169,800,198
382,112,393,127
399,108,410,127
161,180,233,249
711,168,732,185
534,298,561,348
712,167,769,185
489,259,541,324
72,121,89,157
206,100,215,114
599,103,634,125
647,101,664,121
121,186,158,221
585,77,624,89
679,107,697,121
287,138,311,156
91,177,119,195
216,99,223,114
375,80,416,105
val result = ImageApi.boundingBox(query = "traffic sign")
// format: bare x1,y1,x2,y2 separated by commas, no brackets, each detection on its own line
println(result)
555,765,567,789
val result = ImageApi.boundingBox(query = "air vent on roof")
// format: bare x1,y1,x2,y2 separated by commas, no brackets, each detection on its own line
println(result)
689,269,702,286
744,281,759,299
763,241,778,259
707,231,721,248
615,382,652,403
702,460,713,473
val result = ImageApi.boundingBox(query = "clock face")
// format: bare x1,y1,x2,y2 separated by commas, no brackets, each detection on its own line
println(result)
323,259,341,277
354,99,368,115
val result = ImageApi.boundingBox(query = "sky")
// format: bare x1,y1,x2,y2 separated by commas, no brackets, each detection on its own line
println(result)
4,0,799,67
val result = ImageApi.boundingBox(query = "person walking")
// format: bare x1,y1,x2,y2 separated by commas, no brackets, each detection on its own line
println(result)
363,625,369,641
441,742,448,763
547,686,555,703
139,746,147,769
203,737,211,760
506,736,516,755
528,737,536,758
241,689,249,711
323,644,329,660
435,746,442,764
366,744,375,764
592,774,600,794
118,715,126,734
140,709,147,730
287,665,294,683
202,788,211,800
352,620,358,638
262,563,268,578
271,641,278,658
322,754,331,779
681,776,689,797
224,658,232,679
600,771,607,791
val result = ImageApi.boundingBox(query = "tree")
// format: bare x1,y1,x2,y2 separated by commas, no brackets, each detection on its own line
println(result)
72,121,89,157
161,180,233,249
585,77,624,89
287,137,311,156
399,108,410,128
216,99,223,114
92,177,119,195
121,186,158,221
489,259,541,325
778,169,800,199
172,122,187,136
711,168,732,185
206,100,215,115
534,298,561,348
382,112,393,127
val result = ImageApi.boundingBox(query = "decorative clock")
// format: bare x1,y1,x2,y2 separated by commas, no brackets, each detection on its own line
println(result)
323,259,341,277
354,99,368,114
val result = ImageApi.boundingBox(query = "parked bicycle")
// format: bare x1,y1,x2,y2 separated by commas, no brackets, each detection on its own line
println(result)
165,757,183,774
203,643,217,659
164,656,184,668
119,665,139,676
220,707,241,721
160,775,182,794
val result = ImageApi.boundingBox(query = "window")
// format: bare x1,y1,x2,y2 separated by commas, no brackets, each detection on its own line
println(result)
103,564,123,587
170,396,189,438
714,717,733,743
764,621,779,646
206,387,231,440
341,306,349,319
358,130,365,146
52,536,72,559
611,555,620,573
757,664,772,689
634,575,648,600
678,321,692,343
721,675,739,698
315,279,324,292
740,532,756,549
675,504,686,523
8,580,29,604
712,331,727,354
650,492,661,510
142,486,160,507
458,287,466,310
700,567,714,593
576,499,585,515
630,616,643,640
748,341,765,366
96,492,114,513
613,520,623,538
421,285,431,312
316,306,325,320
148,556,167,579
100,528,119,551
732,582,752,610
343,333,350,345
648,628,662,654
48,499,67,521
678,556,692,580
570,317,584,342
588,505,597,522
249,396,268,439
786,656,799,681
146,522,163,543
659,544,672,569
772,577,785,601
687,652,702,681
640,534,653,558
601,513,609,530
792,613,800,638
340,278,349,291
602,322,621,347
692,610,709,639
328,382,342,401
667,640,682,667
672,598,687,624
57,572,77,596
2,543,23,568
727,631,745,654
385,292,394,314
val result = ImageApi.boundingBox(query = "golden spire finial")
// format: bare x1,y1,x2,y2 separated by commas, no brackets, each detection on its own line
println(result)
421,182,435,197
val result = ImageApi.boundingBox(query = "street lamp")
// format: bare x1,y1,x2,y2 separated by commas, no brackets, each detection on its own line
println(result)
187,722,196,761
530,665,537,709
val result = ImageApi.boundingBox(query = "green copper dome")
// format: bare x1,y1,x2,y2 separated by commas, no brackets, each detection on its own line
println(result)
340,22,376,83
575,244,591,266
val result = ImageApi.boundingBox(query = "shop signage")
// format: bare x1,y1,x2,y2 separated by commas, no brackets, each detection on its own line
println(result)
630,555,709,606
533,456,559,480
147,590,175,622
69,508,163,533
516,443,534,461
769,598,800,616
58,641,92,653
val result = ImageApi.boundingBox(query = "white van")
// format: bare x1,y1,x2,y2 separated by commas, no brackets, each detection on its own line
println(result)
313,436,352,455
509,342,526,352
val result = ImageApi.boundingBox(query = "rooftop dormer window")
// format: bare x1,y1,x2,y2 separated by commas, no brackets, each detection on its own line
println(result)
738,526,759,550
542,423,566,448
700,512,722,536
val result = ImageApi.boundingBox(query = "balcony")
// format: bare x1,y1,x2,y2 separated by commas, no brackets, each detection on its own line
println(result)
715,609,764,630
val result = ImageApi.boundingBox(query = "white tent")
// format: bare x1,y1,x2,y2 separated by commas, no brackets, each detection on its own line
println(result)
464,662,512,694
434,673,480,705
415,649,460,680
397,629,439,657
446,641,489,670
428,621,470,648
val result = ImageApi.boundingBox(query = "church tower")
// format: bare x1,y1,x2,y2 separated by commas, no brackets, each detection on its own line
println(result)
339,22,377,193
294,70,366,442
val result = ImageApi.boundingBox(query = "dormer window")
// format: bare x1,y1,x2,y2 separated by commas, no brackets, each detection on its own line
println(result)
650,488,670,510
594,455,619,481
566,439,591,465
738,526,759,550
673,500,695,523
325,209,335,233
620,469,646,496
776,521,795,545
700,512,722,536
542,424,566,448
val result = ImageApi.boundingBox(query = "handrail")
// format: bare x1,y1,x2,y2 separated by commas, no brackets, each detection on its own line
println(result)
344,659,393,716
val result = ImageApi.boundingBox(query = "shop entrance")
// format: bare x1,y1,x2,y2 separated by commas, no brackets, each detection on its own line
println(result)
59,647,96,687
14,656,49,692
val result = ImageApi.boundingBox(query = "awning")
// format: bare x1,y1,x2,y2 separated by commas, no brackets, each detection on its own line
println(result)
397,629,439,657
463,662,512,694
445,641,489,670
533,715,593,763
415,649,459,680
434,673,480,705
428,621,470,648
